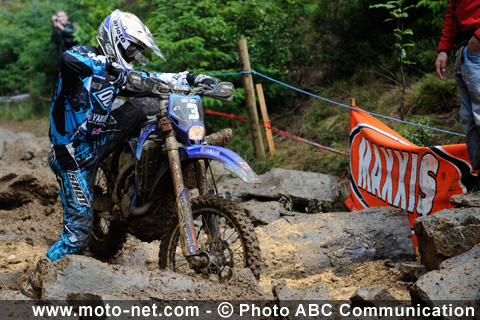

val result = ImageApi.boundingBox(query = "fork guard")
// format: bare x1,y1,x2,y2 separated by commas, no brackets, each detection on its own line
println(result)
143,145,261,202
180,146,261,184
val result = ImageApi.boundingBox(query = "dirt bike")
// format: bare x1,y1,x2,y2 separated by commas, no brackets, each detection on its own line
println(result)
89,71,261,282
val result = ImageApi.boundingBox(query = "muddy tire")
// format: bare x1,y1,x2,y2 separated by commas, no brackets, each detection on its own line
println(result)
88,164,127,259
89,214,127,258
159,195,261,281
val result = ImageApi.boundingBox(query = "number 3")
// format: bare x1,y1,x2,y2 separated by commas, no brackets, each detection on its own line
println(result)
187,103,199,120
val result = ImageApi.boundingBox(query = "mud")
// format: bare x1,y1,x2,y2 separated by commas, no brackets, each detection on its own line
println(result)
0,119,413,301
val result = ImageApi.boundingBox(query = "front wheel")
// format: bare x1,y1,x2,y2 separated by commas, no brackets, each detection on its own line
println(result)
159,195,261,282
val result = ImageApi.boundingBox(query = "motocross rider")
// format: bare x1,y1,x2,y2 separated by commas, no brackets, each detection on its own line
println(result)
22,9,219,298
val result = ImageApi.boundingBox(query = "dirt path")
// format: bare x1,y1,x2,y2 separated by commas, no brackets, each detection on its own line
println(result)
0,119,412,300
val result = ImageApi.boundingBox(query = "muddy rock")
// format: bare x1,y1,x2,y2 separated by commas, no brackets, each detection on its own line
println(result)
42,255,266,301
409,243,480,309
110,236,160,269
274,284,330,301
218,168,340,206
0,128,50,168
397,262,427,282
349,287,397,307
0,168,58,210
257,207,415,279
0,271,24,290
240,200,288,225
414,207,480,271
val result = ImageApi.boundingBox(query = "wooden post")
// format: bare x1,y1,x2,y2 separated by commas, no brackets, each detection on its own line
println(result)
350,98,356,107
255,83,275,158
236,39,266,160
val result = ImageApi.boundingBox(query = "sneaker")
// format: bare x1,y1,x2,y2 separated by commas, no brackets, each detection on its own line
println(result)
450,191,480,207
20,254,50,298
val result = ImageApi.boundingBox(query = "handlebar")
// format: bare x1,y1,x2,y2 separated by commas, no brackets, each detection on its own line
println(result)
125,71,234,101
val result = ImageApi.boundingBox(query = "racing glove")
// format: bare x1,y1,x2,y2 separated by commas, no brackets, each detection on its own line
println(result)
106,60,128,87
187,73,219,89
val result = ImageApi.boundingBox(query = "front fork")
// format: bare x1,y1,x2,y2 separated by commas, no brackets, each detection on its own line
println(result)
161,113,210,271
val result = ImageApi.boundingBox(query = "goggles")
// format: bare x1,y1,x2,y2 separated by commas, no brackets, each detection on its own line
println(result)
124,43,149,66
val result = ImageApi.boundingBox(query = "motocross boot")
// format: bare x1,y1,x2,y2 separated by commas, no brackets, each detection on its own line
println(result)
21,254,50,299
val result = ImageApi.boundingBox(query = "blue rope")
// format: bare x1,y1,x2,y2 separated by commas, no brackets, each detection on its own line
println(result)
208,70,465,138
207,72,244,76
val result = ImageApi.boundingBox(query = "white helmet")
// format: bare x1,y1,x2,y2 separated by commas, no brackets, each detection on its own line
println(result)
96,9,165,70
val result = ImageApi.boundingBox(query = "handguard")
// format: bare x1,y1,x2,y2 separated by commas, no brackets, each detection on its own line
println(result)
125,71,170,95
204,82,234,101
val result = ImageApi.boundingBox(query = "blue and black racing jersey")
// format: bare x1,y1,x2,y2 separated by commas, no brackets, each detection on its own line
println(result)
49,45,191,170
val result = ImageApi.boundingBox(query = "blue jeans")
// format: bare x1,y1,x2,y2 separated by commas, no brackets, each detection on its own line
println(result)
455,43,480,171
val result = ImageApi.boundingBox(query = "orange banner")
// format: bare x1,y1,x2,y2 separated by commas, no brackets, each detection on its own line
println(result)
345,107,478,246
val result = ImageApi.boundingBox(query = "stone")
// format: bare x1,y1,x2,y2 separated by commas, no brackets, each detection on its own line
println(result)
409,244,480,310
450,192,480,207
240,200,286,225
218,168,340,207
274,284,330,301
397,262,427,282
349,287,397,308
414,207,480,270
42,255,266,301
257,206,415,278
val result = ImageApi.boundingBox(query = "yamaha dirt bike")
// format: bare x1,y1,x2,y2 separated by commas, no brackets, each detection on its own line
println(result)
89,71,261,282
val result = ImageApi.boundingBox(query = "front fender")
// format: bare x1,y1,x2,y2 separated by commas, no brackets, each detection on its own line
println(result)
180,146,260,183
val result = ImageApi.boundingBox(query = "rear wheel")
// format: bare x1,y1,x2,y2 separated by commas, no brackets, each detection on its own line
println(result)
88,164,127,258
159,195,261,282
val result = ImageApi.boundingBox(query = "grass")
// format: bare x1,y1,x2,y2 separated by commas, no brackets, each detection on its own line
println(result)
0,98,50,121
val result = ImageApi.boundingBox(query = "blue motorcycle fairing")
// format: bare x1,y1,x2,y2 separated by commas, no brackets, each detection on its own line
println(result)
180,145,261,184
146,145,260,199
136,123,157,160
168,94,205,146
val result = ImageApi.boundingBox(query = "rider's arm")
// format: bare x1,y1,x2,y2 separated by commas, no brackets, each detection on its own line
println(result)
118,70,219,97
60,46,108,85
141,70,218,87
141,70,191,86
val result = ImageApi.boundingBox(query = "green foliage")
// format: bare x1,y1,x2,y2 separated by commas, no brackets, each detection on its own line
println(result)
415,0,450,30
370,1,416,66
398,117,435,147
406,73,459,114
0,1,58,96
369,0,418,119
72,0,123,46
147,0,313,73
0,0,124,97
146,0,314,120
0,0,461,182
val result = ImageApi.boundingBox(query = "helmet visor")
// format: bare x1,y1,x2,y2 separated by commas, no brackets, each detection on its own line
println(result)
134,51,149,66
124,43,149,66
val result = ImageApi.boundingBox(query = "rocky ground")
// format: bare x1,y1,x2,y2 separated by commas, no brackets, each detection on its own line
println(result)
0,119,478,318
